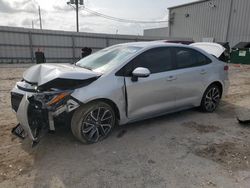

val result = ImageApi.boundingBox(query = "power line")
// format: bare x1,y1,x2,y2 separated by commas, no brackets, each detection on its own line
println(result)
83,7,168,23
82,7,168,24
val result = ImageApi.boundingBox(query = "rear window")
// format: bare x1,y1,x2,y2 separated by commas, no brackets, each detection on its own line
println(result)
174,48,211,69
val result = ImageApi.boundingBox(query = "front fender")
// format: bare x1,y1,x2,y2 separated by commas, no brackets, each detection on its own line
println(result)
71,76,128,124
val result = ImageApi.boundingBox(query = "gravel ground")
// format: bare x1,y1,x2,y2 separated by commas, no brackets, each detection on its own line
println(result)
1,64,250,188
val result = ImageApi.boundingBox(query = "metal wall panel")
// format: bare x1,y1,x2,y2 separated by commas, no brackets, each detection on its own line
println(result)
144,27,169,37
0,32,29,45
227,0,250,46
169,0,230,42
0,46,7,57
0,26,175,63
169,0,250,46
14,46,30,58
0,46,30,58
74,37,106,48
43,47,72,58
108,38,135,46
32,34,72,46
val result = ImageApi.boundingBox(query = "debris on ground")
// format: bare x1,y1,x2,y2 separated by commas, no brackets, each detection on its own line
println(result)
182,121,220,133
194,142,250,171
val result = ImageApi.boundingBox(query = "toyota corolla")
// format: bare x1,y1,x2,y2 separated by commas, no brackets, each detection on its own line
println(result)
10,42,229,145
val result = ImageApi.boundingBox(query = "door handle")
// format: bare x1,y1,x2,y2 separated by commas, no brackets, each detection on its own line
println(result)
200,69,207,75
166,75,177,81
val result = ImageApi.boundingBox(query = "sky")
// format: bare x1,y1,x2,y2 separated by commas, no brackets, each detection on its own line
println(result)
0,0,198,35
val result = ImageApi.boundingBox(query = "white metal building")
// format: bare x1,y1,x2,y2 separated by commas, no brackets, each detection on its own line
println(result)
143,27,169,38
168,0,250,46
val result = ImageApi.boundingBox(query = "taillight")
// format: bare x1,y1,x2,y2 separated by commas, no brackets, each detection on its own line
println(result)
224,65,229,71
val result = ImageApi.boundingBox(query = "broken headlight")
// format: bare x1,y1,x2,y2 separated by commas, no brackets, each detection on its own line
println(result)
46,91,71,106
32,90,73,109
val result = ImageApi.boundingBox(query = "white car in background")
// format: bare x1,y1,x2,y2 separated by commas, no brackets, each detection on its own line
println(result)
10,41,229,145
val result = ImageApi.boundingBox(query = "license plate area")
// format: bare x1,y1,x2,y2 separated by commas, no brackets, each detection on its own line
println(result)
11,124,26,139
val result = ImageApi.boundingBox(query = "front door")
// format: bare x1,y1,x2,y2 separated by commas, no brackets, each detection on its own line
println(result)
122,47,177,120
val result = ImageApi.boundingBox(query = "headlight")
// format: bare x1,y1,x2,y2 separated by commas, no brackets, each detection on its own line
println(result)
47,92,71,106
32,90,72,108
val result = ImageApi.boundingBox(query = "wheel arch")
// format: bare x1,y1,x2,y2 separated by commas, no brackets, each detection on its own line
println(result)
200,81,224,106
200,81,223,112
207,81,223,96
85,98,121,120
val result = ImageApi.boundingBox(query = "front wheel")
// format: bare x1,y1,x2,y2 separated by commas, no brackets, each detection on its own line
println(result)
71,101,116,144
200,85,222,112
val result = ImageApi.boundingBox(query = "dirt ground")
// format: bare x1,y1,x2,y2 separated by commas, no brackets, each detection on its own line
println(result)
1,63,250,188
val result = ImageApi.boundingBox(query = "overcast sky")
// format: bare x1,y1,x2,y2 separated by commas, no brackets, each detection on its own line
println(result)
0,0,197,35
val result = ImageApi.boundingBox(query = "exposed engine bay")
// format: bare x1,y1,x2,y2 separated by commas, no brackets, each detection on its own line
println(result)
11,63,100,145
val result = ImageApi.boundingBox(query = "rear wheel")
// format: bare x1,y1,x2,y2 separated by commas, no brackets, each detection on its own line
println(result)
71,101,116,144
200,84,221,112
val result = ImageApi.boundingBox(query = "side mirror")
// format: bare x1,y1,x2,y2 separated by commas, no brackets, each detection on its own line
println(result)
131,67,150,82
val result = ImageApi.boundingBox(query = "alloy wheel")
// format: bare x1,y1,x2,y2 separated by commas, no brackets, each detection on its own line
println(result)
204,87,221,112
81,107,114,142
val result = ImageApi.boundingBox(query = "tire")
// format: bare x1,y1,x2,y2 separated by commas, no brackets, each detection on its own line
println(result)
71,101,116,144
200,84,222,113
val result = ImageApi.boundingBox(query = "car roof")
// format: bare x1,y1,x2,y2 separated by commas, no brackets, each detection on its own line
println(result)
116,41,219,60
119,41,188,49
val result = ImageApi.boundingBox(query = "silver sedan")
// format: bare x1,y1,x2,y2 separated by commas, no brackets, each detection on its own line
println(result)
11,42,229,144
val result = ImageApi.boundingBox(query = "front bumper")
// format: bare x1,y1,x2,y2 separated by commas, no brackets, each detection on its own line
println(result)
11,85,80,143
16,94,37,141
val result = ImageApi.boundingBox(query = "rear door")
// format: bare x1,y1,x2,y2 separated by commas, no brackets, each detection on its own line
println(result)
172,47,212,108
120,47,177,120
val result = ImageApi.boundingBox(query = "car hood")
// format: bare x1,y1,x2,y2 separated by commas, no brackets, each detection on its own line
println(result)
190,42,226,58
23,63,101,89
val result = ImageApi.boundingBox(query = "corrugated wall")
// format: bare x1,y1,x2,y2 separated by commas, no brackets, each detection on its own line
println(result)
169,0,250,46
143,27,169,37
227,0,250,46
0,26,179,63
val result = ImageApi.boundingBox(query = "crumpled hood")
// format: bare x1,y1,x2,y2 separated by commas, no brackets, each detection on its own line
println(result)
23,63,101,87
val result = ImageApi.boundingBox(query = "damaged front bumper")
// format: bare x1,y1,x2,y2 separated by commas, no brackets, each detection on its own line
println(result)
11,83,80,145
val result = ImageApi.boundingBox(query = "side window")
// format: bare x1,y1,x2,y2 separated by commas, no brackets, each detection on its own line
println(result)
121,47,173,76
196,50,212,65
174,48,211,69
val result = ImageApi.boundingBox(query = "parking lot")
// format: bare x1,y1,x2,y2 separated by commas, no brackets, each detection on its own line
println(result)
1,64,250,187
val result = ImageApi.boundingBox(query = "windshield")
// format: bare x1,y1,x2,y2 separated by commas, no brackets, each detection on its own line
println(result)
76,45,142,73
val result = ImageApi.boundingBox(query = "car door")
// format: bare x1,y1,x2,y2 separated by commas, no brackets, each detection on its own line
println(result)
120,47,177,120
172,47,212,108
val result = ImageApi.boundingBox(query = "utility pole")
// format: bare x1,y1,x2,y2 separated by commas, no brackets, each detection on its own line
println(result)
38,6,42,30
32,20,34,29
67,0,84,32
76,0,79,32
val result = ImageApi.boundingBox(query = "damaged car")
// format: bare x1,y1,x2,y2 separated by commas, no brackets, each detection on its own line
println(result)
11,41,229,145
